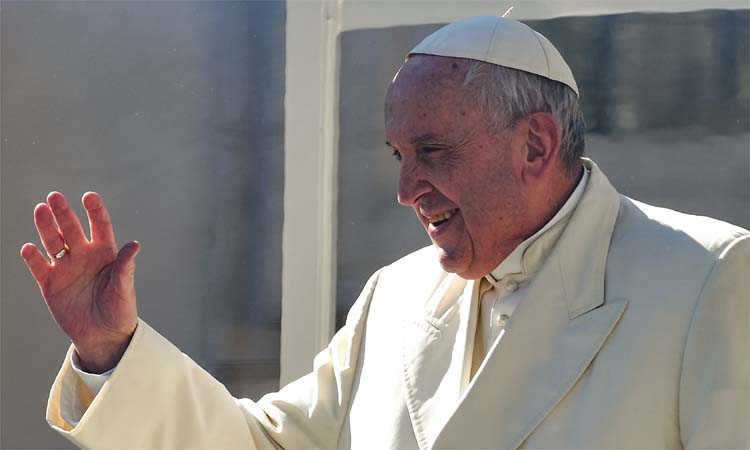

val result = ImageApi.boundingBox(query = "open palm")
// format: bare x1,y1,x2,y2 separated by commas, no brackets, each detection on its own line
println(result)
20,191,140,373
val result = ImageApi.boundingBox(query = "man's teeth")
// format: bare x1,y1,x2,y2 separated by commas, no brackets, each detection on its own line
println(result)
429,209,458,224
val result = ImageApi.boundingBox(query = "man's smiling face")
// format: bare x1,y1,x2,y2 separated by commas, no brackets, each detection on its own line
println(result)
385,55,529,279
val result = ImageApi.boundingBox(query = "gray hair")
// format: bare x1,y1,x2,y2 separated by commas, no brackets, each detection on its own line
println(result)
462,60,585,171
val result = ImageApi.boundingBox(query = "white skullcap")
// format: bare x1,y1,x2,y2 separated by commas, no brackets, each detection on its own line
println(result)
409,16,579,96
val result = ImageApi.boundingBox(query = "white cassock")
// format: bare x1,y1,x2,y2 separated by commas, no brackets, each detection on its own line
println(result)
47,159,748,449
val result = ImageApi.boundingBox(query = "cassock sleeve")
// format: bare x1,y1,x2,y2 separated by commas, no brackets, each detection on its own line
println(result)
679,235,749,449
46,269,381,449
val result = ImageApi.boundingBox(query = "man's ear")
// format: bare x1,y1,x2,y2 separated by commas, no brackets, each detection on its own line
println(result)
521,112,561,180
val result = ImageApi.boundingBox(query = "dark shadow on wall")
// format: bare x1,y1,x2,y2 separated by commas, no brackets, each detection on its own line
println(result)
200,0,285,401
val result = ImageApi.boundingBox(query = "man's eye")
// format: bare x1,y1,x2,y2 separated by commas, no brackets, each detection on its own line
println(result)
419,146,443,155
392,149,402,162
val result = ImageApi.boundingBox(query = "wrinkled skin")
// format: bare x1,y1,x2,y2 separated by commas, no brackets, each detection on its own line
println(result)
385,55,533,279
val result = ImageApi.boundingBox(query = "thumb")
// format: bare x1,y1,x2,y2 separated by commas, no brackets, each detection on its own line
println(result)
113,240,141,280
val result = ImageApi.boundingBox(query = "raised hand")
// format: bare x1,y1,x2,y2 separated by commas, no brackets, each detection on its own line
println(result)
20,192,140,373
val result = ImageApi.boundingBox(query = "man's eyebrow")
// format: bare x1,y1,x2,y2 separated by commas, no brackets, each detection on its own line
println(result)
385,134,451,149
411,133,448,145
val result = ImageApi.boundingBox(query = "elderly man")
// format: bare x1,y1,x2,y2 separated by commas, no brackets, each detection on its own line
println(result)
23,16,748,449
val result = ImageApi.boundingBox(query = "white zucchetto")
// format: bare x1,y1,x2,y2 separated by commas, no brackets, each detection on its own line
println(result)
409,16,579,96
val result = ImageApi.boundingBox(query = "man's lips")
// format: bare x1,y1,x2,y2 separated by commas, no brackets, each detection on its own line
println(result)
425,208,460,237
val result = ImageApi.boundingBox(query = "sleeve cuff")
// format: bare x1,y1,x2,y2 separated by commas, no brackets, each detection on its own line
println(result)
70,350,114,397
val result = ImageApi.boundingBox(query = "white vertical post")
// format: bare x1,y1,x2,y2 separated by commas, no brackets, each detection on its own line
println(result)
281,0,341,386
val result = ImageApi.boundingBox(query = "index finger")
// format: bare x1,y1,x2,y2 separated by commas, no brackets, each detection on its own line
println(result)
82,192,116,246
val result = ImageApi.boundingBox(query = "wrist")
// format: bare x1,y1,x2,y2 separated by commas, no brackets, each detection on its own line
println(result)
74,327,136,374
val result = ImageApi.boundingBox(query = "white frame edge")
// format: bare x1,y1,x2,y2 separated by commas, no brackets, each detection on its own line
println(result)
281,0,341,386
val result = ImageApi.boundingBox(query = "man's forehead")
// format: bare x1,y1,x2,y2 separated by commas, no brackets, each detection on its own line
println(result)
386,55,471,110
392,55,471,86
384,56,479,146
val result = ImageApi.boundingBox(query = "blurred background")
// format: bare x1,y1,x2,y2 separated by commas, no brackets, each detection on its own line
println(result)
1,1,747,448
1,2,285,447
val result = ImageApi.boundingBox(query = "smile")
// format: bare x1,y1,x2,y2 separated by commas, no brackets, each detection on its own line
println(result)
427,208,459,226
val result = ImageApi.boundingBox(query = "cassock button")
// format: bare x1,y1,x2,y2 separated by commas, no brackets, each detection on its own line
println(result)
505,279,519,292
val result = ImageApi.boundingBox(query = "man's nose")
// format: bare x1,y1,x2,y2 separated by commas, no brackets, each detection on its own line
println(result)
397,166,432,206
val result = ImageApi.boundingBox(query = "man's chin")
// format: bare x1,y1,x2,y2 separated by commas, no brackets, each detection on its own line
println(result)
435,245,469,277
434,245,489,280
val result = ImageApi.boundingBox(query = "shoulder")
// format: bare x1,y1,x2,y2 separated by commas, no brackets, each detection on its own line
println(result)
612,195,748,263
603,195,747,316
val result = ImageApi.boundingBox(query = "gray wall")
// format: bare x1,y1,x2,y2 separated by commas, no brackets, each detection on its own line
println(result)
336,10,749,326
1,2,285,448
